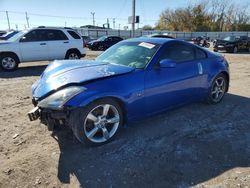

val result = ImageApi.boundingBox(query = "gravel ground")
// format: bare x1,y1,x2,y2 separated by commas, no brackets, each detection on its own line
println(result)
0,49,250,188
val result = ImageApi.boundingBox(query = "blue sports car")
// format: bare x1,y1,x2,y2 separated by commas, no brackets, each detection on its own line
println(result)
28,37,229,145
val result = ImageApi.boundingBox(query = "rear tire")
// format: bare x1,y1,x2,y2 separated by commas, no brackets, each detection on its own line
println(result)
70,98,124,146
207,73,228,104
0,53,19,71
65,50,81,59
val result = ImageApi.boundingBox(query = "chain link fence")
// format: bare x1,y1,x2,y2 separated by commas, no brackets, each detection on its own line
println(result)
76,28,250,41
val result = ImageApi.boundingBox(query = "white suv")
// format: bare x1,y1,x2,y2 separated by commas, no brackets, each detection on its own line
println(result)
0,27,86,71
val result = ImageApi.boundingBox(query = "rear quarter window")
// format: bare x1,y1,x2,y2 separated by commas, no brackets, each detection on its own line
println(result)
46,29,68,41
67,30,81,39
195,48,207,59
161,43,195,63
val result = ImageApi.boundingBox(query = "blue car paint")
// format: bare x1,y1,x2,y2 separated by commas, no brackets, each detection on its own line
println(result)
65,69,146,120
32,38,229,122
32,60,135,98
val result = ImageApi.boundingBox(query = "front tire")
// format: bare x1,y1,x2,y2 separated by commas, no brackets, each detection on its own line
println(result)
98,45,105,51
207,73,227,104
70,98,123,146
0,54,19,71
232,46,238,53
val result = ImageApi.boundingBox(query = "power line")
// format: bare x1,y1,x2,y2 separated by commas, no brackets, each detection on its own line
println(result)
0,10,159,22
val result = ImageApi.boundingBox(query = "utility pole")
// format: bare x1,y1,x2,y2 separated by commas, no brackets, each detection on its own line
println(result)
113,18,115,29
25,12,30,28
107,18,110,29
64,21,67,27
91,12,95,26
6,11,10,31
132,0,135,37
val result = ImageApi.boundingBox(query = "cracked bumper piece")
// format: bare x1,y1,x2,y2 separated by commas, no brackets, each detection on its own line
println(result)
28,106,70,131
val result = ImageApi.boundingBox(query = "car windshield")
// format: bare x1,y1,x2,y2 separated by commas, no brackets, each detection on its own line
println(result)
96,41,160,69
7,31,25,42
224,36,236,41
97,36,107,41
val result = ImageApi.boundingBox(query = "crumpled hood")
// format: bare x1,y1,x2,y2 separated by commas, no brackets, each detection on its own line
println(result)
32,60,134,98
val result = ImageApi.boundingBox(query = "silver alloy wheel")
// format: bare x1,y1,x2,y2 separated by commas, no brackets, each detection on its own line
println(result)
68,53,79,59
1,57,16,70
211,77,226,102
233,46,238,53
84,104,120,143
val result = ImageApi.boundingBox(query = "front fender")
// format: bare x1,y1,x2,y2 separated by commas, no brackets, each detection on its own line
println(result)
65,90,127,109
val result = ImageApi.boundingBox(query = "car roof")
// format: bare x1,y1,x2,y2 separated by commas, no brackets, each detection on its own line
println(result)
125,37,176,45
32,26,75,30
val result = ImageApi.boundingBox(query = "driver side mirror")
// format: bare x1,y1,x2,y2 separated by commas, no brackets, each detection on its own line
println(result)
19,36,26,42
159,59,177,68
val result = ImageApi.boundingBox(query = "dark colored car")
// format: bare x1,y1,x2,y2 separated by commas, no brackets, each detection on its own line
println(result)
82,35,95,47
0,31,19,40
0,31,7,36
28,37,230,146
213,36,250,53
87,36,123,51
150,34,175,39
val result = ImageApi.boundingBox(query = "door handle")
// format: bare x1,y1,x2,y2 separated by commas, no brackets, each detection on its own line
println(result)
40,43,46,45
198,62,203,75
64,41,69,43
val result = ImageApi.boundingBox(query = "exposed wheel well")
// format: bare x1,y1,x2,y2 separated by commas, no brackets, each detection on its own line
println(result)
0,52,20,63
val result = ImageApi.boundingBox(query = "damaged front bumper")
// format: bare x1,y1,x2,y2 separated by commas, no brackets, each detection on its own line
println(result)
28,100,70,131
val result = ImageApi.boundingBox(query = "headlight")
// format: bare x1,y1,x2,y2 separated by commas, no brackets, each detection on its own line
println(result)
38,86,86,110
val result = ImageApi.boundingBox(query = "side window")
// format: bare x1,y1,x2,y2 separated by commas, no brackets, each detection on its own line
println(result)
20,30,38,42
196,48,207,60
113,37,121,42
241,36,248,41
46,30,68,41
20,30,47,42
107,37,113,41
67,30,81,39
161,43,195,63
35,30,47,41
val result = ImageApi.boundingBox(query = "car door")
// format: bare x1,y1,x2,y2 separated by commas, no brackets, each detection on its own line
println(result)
46,29,69,60
105,37,114,48
145,42,204,114
19,29,49,61
240,36,248,50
